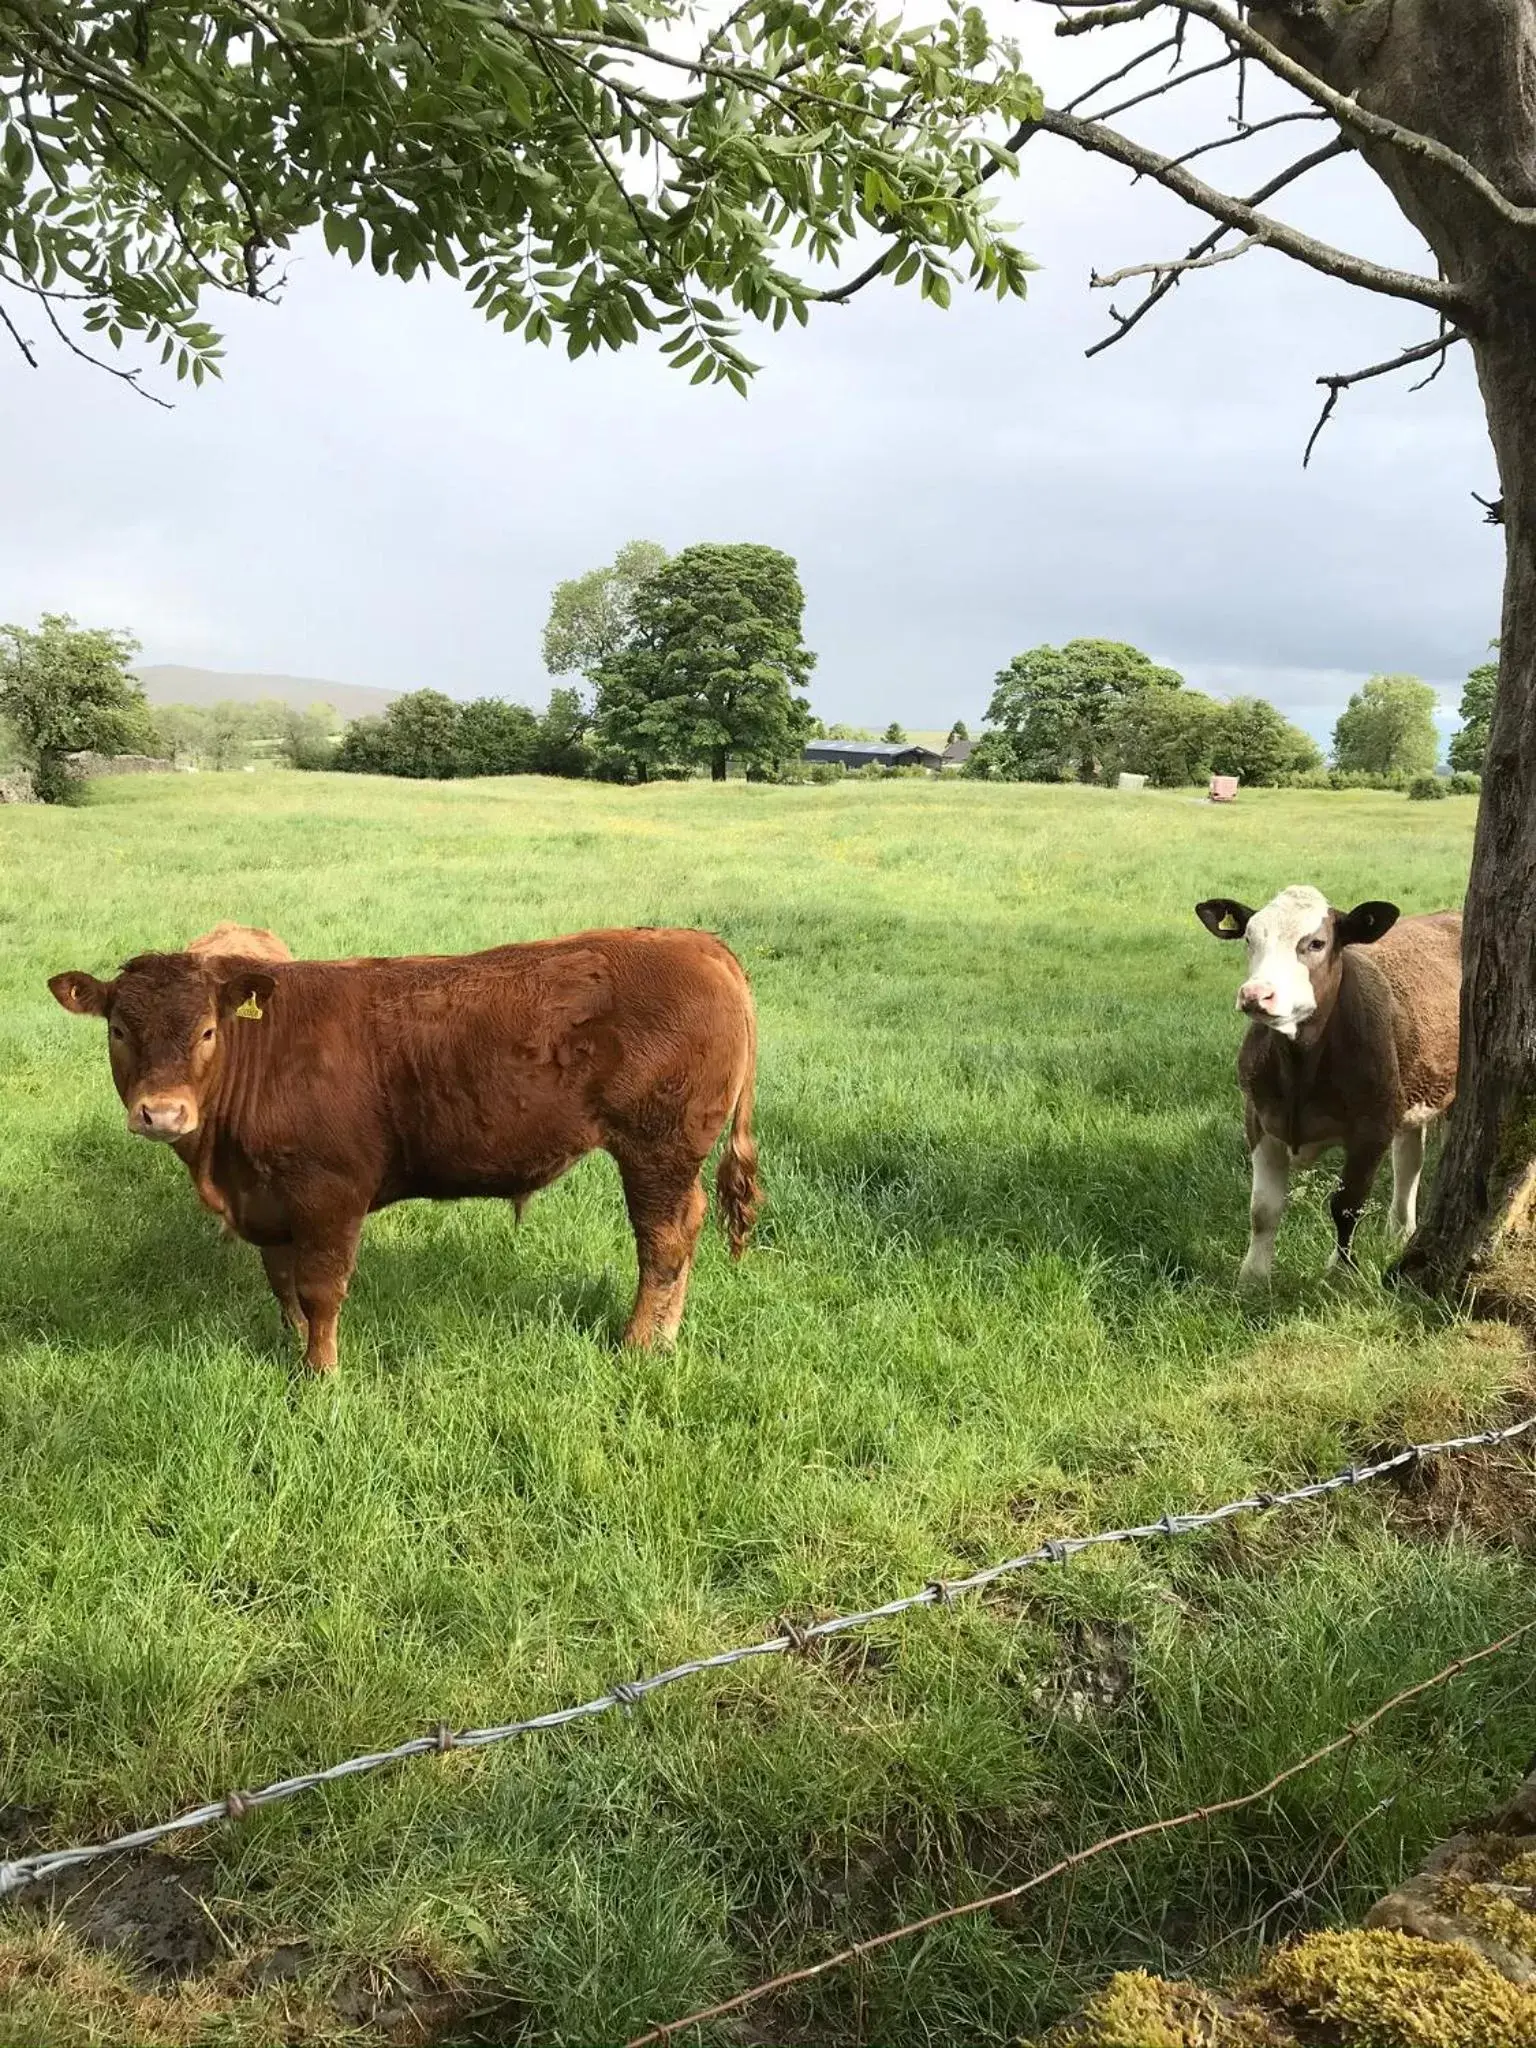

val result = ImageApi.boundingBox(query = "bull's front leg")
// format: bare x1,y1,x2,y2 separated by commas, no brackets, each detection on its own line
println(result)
291,1219,364,1373
1329,1140,1389,1272
1239,1133,1290,1287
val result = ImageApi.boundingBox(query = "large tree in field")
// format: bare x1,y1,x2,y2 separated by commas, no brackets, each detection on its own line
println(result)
542,542,669,683
1449,652,1499,775
0,612,151,800
592,543,815,780
976,638,1183,782
1332,675,1440,779
0,2,1035,394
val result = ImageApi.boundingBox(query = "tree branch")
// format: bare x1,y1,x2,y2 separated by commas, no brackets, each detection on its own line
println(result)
1084,136,1350,355
1032,105,1470,319
1163,107,1329,173
1051,0,1536,233
1303,330,1468,466
1092,233,1259,287
0,293,38,368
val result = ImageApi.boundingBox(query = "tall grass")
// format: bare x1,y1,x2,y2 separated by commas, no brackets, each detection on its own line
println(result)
0,773,1529,2044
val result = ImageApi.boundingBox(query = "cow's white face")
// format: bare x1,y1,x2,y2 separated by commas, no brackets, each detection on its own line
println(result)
1195,886,1401,1041
1236,885,1331,1037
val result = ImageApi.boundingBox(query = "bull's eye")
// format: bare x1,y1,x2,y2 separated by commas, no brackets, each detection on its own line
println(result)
200,1026,216,1044
109,1025,125,1045
1305,936,1327,955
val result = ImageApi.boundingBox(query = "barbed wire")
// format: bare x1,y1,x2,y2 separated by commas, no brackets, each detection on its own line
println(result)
625,1616,1536,2046
2,1409,1532,1903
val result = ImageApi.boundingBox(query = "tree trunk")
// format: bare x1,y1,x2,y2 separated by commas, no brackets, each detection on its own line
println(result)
711,747,728,782
1401,314,1536,1288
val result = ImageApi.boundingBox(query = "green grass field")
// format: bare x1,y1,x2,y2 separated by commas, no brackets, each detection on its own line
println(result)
2,772,1532,2046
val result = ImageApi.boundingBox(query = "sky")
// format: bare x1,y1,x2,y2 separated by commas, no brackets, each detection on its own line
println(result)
0,18,1502,747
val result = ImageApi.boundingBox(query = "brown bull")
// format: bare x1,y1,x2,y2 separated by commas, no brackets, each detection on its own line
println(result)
185,921,294,964
49,929,760,1370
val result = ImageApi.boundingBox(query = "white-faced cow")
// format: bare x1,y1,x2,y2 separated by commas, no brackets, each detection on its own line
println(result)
1195,885,1462,1282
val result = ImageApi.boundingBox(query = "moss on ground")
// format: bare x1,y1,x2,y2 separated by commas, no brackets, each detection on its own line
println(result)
1259,1927,1536,2048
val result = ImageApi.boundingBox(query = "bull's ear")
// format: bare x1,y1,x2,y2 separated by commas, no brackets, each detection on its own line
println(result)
1195,898,1253,940
217,969,277,1019
48,970,113,1016
1337,900,1399,947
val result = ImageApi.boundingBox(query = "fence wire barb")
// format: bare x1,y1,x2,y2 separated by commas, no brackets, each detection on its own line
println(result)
625,1616,1536,2046
2,1409,1532,1902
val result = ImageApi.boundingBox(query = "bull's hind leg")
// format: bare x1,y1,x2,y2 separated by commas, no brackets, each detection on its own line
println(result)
616,1154,709,1350
260,1244,308,1342
1390,1126,1428,1237
291,1218,363,1373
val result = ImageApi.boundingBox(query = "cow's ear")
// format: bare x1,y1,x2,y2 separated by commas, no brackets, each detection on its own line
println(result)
1336,900,1399,947
1195,898,1253,940
48,970,113,1016
217,969,277,1019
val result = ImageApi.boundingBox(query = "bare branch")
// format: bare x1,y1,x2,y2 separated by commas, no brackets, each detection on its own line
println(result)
30,291,173,407
1062,31,1182,114
1302,330,1468,467
0,294,38,368
1052,0,1536,233
1092,233,1259,287
1088,48,1237,125
1473,491,1506,525
1085,137,1349,355
1164,107,1329,172
1033,106,1470,318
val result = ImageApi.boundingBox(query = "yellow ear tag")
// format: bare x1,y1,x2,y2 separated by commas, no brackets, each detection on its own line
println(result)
235,997,264,1021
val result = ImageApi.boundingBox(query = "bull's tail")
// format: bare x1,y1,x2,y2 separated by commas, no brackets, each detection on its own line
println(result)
715,1000,761,1260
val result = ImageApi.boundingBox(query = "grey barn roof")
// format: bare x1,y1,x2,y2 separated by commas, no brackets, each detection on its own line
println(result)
802,740,944,767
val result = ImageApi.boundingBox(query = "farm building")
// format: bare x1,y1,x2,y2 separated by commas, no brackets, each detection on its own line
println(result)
801,739,945,771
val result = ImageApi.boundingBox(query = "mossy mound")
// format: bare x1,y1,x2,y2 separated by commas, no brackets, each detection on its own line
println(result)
1259,1927,1536,2048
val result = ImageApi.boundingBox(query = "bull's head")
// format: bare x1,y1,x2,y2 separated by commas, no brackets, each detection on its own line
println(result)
1195,886,1399,1038
49,952,276,1141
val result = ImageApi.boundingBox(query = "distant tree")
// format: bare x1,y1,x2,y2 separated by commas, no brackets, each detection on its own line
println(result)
1449,651,1499,776
531,687,594,779
281,704,339,771
542,543,670,681
0,613,152,801
593,544,815,781
825,723,876,740
335,689,462,779
457,698,540,777
947,720,970,744
1332,676,1439,779
980,639,1184,783
1210,696,1322,787
1102,688,1223,788
882,721,908,744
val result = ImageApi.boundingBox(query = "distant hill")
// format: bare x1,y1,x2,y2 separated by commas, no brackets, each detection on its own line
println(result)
134,665,398,723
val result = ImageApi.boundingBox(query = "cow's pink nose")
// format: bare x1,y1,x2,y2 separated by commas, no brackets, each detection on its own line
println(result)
130,1096,192,1137
1238,982,1277,1015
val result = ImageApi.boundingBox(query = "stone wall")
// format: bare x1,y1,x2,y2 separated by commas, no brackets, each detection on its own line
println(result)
64,750,174,777
0,768,36,802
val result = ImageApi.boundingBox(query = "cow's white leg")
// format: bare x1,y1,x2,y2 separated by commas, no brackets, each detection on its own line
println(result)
1390,1126,1427,1237
1240,1134,1290,1285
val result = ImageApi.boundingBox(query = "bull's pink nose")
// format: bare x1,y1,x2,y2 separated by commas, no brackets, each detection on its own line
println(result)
131,1097,190,1136
1238,981,1277,1015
